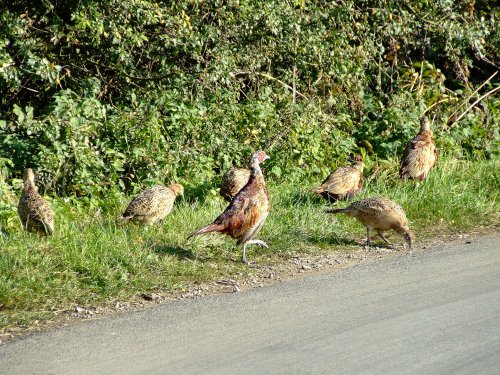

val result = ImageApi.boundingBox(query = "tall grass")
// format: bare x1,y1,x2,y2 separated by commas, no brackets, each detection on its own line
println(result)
0,159,498,330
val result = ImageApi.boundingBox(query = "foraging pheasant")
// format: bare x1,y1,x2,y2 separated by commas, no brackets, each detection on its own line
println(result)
120,183,184,225
314,159,364,202
17,168,55,235
399,116,438,180
188,150,270,263
325,197,413,249
220,167,251,202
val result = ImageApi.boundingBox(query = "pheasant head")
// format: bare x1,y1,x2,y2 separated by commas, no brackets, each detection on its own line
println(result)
353,160,364,172
23,168,35,183
420,116,431,132
250,150,270,167
396,226,414,249
22,168,38,190
169,183,184,197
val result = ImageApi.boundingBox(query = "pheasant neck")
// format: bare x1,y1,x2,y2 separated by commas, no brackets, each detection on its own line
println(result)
251,163,261,175
420,122,431,133
249,162,266,186
24,179,36,190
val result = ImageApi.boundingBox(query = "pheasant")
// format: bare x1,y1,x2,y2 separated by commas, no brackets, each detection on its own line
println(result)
17,168,55,235
188,150,270,263
325,197,413,249
220,167,251,202
399,116,438,180
120,183,184,225
314,159,364,202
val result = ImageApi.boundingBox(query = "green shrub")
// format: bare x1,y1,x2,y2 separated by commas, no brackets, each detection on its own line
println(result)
0,1,498,196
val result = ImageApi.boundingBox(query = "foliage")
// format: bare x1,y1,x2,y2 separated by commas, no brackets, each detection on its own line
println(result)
0,0,499,196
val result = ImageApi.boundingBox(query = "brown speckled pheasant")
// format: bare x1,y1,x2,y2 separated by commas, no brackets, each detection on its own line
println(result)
17,168,55,235
188,150,270,263
326,197,413,249
399,116,438,180
314,159,364,202
120,184,184,225
220,167,251,202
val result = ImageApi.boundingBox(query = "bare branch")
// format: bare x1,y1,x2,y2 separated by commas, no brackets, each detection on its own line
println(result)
230,71,309,101
451,86,500,125
447,71,498,121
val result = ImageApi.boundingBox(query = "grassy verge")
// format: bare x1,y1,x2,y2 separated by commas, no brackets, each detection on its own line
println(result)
1,158,499,330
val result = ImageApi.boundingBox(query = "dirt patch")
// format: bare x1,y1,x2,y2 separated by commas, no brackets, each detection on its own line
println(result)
1,226,497,345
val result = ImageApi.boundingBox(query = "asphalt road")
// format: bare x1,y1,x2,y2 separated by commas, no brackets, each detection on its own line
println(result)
1,235,500,374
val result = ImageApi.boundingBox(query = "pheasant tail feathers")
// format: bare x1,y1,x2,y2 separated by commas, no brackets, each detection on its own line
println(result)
187,223,225,240
324,208,345,214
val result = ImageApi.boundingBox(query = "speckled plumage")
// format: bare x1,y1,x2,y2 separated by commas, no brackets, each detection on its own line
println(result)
314,161,364,202
17,168,55,235
220,167,251,202
120,183,184,225
399,116,438,180
326,197,413,248
188,151,270,263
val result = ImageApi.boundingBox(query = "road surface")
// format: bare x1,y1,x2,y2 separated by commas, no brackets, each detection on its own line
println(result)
1,235,499,374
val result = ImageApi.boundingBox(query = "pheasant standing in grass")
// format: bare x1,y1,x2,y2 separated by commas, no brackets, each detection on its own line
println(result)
220,167,251,202
314,158,364,202
17,168,55,235
188,150,270,263
325,197,414,249
120,183,184,225
399,116,438,180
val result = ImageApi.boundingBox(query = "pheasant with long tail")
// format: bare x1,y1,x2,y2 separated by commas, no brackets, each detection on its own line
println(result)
188,150,270,263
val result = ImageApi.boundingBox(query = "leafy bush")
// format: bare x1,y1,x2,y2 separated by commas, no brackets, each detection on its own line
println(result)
0,0,498,196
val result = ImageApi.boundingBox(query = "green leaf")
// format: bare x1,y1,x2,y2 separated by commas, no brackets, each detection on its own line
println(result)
12,105,25,123
271,166,282,178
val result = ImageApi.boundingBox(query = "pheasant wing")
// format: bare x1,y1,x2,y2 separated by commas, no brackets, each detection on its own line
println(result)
400,132,436,178
321,166,358,194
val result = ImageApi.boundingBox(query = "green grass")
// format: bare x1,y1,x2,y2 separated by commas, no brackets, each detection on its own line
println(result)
1,158,499,330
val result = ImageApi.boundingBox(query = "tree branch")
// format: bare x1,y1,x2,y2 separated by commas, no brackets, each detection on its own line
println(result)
451,85,500,125
230,71,309,101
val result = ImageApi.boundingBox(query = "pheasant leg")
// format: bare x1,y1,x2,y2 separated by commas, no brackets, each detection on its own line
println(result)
241,240,269,264
242,243,248,264
247,239,269,248
377,230,392,244
365,227,372,247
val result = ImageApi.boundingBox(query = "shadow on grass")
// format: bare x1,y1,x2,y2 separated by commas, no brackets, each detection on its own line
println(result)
305,234,360,246
282,190,359,208
281,191,325,206
151,244,196,259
